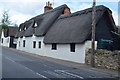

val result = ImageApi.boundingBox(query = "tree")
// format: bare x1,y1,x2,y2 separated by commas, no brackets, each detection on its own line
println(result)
14,24,18,27
0,10,11,29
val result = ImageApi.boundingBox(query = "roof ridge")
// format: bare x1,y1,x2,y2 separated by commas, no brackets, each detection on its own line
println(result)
58,5,110,20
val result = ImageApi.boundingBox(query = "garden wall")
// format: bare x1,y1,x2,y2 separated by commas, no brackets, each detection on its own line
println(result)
85,49,120,70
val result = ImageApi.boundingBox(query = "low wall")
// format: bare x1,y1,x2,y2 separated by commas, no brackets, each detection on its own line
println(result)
85,49,120,70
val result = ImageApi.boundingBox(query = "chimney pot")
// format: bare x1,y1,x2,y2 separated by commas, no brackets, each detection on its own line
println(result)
44,1,53,13
48,1,50,7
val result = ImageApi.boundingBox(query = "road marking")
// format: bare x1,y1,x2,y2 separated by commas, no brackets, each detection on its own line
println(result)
4,56,49,79
44,71,65,78
89,76,104,78
18,64,49,79
55,71,71,78
55,70,84,79
36,73,48,79
5,56,16,63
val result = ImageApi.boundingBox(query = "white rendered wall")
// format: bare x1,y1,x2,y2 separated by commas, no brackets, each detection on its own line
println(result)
44,41,96,63
85,41,97,51
44,44,85,63
17,35,97,63
17,35,46,56
1,31,10,47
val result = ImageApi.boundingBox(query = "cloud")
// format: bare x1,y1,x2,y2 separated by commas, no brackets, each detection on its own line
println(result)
112,10,118,25
0,7,4,21
53,1,92,12
0,1,46,25
71,3,92,12
1,0,119,2
10,13,33,25
0,0,118,26
0,2,44,15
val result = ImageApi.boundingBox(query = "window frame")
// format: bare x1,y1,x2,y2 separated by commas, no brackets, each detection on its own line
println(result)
52,43,57,50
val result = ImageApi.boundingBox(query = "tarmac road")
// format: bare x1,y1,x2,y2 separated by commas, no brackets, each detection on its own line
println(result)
1,47,119,80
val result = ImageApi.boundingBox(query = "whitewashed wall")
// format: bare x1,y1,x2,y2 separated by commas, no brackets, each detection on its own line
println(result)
1,31,10,47
17,35,97,63
17,35,46,56
44,41,97,63
85,41,97,51
44,44,85,63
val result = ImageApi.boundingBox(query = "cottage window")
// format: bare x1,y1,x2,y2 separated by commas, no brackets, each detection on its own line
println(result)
52,43,57,50
1,38,3,43
24,27,27,30
19,29,21,31
70,43,75,52
33,41,36,48
39,41,41,48
23,40,25,47
34,23,37,28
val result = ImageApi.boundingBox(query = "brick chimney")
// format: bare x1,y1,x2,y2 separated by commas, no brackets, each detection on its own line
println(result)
44,1,53,13
63,8,71,15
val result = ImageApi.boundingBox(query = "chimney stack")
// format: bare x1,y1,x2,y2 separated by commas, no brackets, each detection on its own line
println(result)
63,8,71,15
44,1,53,13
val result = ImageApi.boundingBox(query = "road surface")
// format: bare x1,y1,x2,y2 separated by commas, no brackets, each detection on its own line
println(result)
1,47,118,80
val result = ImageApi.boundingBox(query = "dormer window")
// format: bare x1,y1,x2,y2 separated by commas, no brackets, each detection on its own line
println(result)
24,27,27,30
19,29,21,31
34,23,37,28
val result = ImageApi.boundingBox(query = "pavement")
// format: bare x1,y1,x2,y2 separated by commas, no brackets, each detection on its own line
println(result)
1,46,120,80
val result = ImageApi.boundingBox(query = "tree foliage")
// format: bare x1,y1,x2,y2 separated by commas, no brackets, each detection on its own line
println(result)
0,10,11,29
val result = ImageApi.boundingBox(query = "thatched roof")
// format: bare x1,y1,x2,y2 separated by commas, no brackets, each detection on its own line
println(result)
44,5,116,44
16,4,69,38
15,23,25,38
3,27,19,37
24,20,35,37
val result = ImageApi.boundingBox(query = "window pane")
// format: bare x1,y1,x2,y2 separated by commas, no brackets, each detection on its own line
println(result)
70,43,75,52
23,40,25,47
39,41,41,48
1,38,3,43
33,41,36,48
52,43,57,50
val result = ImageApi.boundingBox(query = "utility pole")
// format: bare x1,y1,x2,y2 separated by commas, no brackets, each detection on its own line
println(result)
91,0,96,67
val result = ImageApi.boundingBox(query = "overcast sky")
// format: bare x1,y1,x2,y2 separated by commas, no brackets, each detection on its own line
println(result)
0,0,119,26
